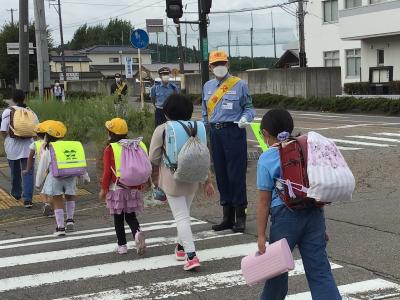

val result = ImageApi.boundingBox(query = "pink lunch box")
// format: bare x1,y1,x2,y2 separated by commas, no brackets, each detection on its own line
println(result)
241,238,295,286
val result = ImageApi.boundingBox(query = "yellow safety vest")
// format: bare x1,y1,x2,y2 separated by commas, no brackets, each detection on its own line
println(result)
34,140,44,159
110,141,148,177
207,76,241,117
50,141,87,170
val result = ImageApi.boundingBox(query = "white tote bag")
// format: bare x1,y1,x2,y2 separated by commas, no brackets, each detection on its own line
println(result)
306,131,355,203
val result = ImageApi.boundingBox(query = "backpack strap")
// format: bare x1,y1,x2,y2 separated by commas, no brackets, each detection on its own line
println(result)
176,121,197,137
161,129,177,172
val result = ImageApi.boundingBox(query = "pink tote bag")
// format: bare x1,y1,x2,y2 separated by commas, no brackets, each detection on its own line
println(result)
241,238,295,286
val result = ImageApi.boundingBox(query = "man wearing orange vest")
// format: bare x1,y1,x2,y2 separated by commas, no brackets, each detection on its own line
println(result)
202,50,255,233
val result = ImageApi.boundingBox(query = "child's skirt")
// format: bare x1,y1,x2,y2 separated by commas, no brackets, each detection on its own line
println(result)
106,186,144,215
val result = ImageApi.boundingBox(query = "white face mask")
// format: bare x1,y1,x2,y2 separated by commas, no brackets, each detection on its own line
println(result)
213,66,228,78
161,75,170,83
55,83,60,87
116,78,121,83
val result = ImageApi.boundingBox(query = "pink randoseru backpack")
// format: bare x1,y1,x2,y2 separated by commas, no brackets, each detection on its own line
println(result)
241,238,295,286
119,139,152,186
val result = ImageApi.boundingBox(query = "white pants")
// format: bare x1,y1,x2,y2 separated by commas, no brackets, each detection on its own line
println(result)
167,194,195,253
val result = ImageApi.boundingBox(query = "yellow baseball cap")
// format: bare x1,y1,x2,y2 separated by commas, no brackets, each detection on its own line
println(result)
46,120,67,138
105,118,128,135
34,120,53,133
209,50,229,65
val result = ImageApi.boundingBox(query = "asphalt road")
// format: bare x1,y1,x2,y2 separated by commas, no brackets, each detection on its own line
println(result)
0,109,399,300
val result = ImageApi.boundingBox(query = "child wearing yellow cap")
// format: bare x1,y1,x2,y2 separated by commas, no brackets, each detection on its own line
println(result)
99,118,147,255
23,120,53,214
36,121,86,236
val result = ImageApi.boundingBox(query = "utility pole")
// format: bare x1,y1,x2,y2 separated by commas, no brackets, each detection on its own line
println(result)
184,20,188,62
176,23,185,74
51,0,67,87
250,12,254,69
228,14,231,59
165,17,168,62
271,10,276,58
6,8,17,25
198,0,209,87
34,0,51,100
19,0,29,94
298,0,307,67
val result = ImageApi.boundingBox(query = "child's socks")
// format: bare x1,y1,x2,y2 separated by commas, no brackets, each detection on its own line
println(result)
65,201,76,220
54,209,64,228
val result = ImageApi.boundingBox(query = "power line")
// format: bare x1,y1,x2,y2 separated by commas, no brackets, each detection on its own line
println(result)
61,1,131,6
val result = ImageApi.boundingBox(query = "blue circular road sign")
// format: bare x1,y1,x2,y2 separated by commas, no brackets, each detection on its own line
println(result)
130,29,149,49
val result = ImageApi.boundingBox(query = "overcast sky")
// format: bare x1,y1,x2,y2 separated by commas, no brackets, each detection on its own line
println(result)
1,0,299,57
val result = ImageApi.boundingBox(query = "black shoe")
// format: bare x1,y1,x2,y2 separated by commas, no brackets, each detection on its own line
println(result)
54,227,66,237
232,206,247,233
24,201,33,208
66,219,75,232
212,206,235,231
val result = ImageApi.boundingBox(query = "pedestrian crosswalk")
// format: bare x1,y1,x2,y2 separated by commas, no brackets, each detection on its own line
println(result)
0,218,399,299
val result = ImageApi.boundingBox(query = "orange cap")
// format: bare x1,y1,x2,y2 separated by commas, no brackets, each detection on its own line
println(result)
209,50,229,65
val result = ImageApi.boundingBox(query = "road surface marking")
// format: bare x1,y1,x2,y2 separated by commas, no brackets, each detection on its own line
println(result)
294,113,351,119
0,230,242,268
347,135,400,143
54,261,342,300
0,218,203,246
0,243,259,292
299,123,400,131
286,278,400,300
330,138,393,147
336,146,363,151
0,221,207,250
378,132,400,137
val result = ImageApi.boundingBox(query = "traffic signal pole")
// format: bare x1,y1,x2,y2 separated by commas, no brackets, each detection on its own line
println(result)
198,0,209,86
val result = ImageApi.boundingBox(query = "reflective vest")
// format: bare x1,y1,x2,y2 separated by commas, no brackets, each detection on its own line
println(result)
110,141,147,177
34,140,44,159
50,141,87,170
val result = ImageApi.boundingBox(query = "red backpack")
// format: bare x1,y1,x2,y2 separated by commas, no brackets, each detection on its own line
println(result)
276,135,321,208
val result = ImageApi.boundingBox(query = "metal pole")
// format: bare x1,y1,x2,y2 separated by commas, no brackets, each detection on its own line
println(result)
19,0,29,94
298,0,307,67
250,12,254,69
198,0,209,87
184,20,188,62
138,48,144,109
176,23,185,74
156,32,160,62
228,14,231,59
271,10,276,58
165,17,168,63
34,0,51,100
57,0,67,88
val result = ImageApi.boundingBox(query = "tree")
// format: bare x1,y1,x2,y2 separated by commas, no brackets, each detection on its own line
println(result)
0,22,53,86
67,18,134,50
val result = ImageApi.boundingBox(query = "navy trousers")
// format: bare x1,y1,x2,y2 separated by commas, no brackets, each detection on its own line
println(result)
210,126,247,207
155,108,167,127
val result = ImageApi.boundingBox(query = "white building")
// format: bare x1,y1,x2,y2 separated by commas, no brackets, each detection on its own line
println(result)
305,0,400,88
79,45,152,78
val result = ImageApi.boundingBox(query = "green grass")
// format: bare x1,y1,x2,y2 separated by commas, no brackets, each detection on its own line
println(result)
29,96,154,146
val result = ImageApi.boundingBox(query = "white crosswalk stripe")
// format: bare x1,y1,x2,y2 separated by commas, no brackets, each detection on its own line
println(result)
0,218,399,299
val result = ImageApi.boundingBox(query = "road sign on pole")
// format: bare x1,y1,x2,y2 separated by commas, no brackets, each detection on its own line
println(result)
130,29,149,109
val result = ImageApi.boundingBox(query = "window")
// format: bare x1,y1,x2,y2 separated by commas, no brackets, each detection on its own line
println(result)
324,51,340,67
132,58,139,64
65,66,73,72
323,0,338,23
109,57,119,63
346,0,362,8
377,49,384,65
346,49,361,77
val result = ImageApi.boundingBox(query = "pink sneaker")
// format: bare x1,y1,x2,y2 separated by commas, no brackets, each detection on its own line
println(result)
174,244,186,261
183,256,200,271
135,231,146,256
115,244,128,255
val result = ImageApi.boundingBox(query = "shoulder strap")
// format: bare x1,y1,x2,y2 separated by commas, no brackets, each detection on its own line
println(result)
161,128,176,171
206,76,241,118
176,121,196,137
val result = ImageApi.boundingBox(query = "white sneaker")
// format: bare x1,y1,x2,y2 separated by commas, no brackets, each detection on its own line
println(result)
115,244,128,255
135,231,146,256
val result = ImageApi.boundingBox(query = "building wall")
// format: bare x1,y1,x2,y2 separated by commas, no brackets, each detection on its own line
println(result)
361,35,400,81
50,61,90,73
305,0,361,85
86,53,152,65
67,79,138,97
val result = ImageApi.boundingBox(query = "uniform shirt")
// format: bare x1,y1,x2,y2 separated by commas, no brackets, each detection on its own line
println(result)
256,147,284,208
202,74,255,124
150,82,178,109
53,86,64,97
0,107,38,160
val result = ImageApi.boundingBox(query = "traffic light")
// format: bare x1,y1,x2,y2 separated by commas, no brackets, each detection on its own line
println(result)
201,0,212,14
166,0,183,19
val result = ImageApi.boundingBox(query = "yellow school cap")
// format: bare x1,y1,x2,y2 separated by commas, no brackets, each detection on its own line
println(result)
105,118,128,135
46,120,67,138
34,120,53,133
209,50,229,65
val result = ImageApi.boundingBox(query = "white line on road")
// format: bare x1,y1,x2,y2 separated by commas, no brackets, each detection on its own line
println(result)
0,221,207,251
347,135,400,143
286,278,400,300
294,113,351,119
378,132,400,137
54,260,342,300
0,243,258,292
298,123,400,131
0,218,203,246
336,146,363,151
0,230,242,268
330,138,393,147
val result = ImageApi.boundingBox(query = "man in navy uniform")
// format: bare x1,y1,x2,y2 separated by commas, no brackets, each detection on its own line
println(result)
202,50,255,233
150,67,178,127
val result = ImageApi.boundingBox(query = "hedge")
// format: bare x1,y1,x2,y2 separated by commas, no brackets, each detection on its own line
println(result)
188,93,400,115
344,81,400,95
